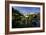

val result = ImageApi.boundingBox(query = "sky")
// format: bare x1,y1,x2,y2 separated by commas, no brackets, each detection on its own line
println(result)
13,6,40,15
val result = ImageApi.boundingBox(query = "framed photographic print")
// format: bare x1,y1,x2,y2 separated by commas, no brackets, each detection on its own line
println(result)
5,1,45,34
